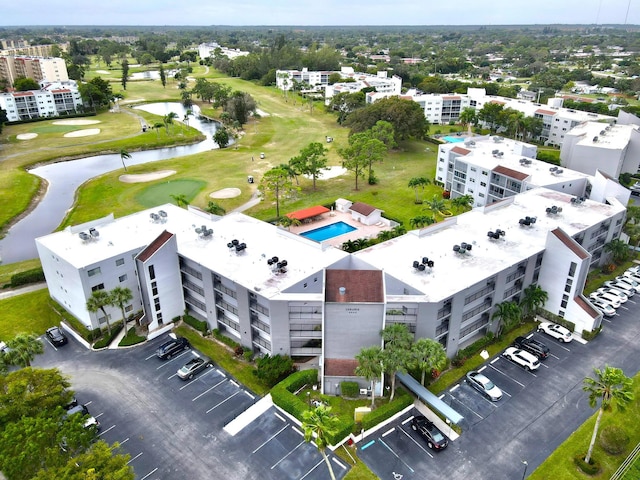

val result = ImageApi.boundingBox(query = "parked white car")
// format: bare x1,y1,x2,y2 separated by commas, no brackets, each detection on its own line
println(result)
623,270,640,283
589,292,621,309
537,322,573,343
626,265,640,276
590,298,617,317
604,280,636,296
595,287,628,303
503,347,540,371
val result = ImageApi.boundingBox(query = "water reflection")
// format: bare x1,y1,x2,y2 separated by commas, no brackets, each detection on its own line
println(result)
0,103,220,264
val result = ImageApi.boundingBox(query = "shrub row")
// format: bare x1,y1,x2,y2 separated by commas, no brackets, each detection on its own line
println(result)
538,309,576,332
271,369,319,420
453,332,496,367
582,326,602,341
340,381,360,398
361,388,412,431
119,328,147,347
183,314,208,334
212,329,241,349
10,268,45,287
92,323,124,349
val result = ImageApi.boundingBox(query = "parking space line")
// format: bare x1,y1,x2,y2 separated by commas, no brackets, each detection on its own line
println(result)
450,384,460,392
487,364,526,387
499,357,538,377
555,343,571,352
216,369,226,377
299,459,325,480
539,362,549,368
450,393,483,419
179,369,216,390
478,366,487,372
401,416,413,425
118,437,129,445
274,412,286,423
382,427,395,437
270,441,304,469
398,426,434,458
490,357,500,364
145,353,157,360
244,391,255,400
379,438,414,473
126,452,143,464
139,468,158,480
252,423,290,453
229,379,239,387
549,353,560,360
192,379,227,401
332,456,347,469
292,426,304,436
206,391,241,413
85,401,93,406
155,352,190,370
361,440,375,450
95,412,104,418
97,425,116,436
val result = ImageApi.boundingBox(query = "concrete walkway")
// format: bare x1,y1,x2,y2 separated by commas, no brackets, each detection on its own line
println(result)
0,282,47,300
224,394,274,436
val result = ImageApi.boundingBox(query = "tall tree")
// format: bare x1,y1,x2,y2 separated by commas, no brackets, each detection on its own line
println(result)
604,239,630,264
411,338,447,386
520,284,548,320
369,120,398,150
408,177,431,204
478,102,505,133
213,126,230,148
5,333,44,368
301,405,341,480
119,149,131,172
582,366,634,464
86,290,113,336
163,112,178,135
224,91,256,126
459,107,478,131
109,287,133,335
159,63,166,88
355,346,383,408
339,134,386,189
491,301,521,337
121,59,129,90
289,142,329,190
258,167,298,218
425,195,447,216
450,194,474,211
380,324,413,401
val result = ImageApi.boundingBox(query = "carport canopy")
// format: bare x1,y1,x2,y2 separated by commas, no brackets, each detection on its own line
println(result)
397,372,464,425
286,205,330,220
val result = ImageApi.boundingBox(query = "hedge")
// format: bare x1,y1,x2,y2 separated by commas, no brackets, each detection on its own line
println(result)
212,329,241,349
92,323,124,349
272,369,318,419
538,310,576,332
10,268,45,287
183,314,208,333
361,387,413,431
340,381,360,398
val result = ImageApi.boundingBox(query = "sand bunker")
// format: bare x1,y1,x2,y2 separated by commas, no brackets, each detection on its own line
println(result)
64,129,101,138
304,166,347,180
17,133,38,140
210,188,241,199
119,170,176,183
96,70,111,74
54,119,102,125
255,109,270,117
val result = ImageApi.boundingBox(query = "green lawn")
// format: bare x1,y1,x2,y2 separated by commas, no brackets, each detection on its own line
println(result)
529,370,640,480
30,125,80,134
0,258,42,287
0,289,60,341
135,178,207,208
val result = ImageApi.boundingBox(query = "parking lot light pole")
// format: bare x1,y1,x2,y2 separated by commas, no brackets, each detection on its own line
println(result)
521,460,528,480
307,391,311,409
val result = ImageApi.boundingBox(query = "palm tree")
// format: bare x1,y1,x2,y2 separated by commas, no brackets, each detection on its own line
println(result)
206,201,226,216
109,287,133,335
411,338,447,386
408,177,431,204
450,194,474,211
520,284,548,320
183,108,193,127
391,225,406,237
119,149,131,172
278,216,301,230
301,405,341,480
376,230,395,242
491,301,521,337
355,346,383,408
380,324,413,401
86,290,113,336
410,215,436,229
163,112,178,135
153,122,164,139
6,333,44,367
170,194,189,208
604,239,630,265
425,195,447,217
582,366,634,464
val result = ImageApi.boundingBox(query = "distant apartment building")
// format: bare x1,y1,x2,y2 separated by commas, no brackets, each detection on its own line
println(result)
436,136,630,208
0,55,69,87
402,89,473,125
560,121,640,178
0,81,83,122
197,42,249,60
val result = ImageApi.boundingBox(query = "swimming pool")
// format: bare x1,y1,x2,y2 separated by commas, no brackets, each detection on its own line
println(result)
300,221,357,242
442,135,465,143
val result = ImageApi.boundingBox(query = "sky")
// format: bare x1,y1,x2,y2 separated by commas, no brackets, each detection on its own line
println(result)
1,0,639,26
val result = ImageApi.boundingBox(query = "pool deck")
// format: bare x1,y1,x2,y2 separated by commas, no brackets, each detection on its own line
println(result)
288,211,392,248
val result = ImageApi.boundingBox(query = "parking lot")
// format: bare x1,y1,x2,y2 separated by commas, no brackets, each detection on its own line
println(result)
358,301,640,479
36,335,349,480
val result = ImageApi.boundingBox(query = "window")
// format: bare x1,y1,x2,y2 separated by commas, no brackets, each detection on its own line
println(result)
568,262,577,277
148,265,156,280
125,305,133,312
480,182,487,187
92,283,105,292
119,274,128,282
88,267,101,277
482,170,488,176
115,258,125,266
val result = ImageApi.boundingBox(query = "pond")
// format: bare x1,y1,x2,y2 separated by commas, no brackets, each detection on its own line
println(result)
0,103,221,264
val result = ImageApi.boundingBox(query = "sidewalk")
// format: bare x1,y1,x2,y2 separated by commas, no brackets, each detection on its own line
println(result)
0,282,47,300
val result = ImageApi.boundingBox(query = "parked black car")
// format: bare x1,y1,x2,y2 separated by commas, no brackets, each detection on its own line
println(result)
46,326,68,346
155,337,190,359
513,336,549,359
411,415,448,450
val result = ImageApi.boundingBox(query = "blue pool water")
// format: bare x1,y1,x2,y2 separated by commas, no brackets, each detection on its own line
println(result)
442,135,465,143
300,221,357,242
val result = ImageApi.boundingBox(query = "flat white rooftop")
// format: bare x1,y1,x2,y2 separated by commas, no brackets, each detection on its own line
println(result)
36,204,349,298
568,122,637,150
354,187,625,302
